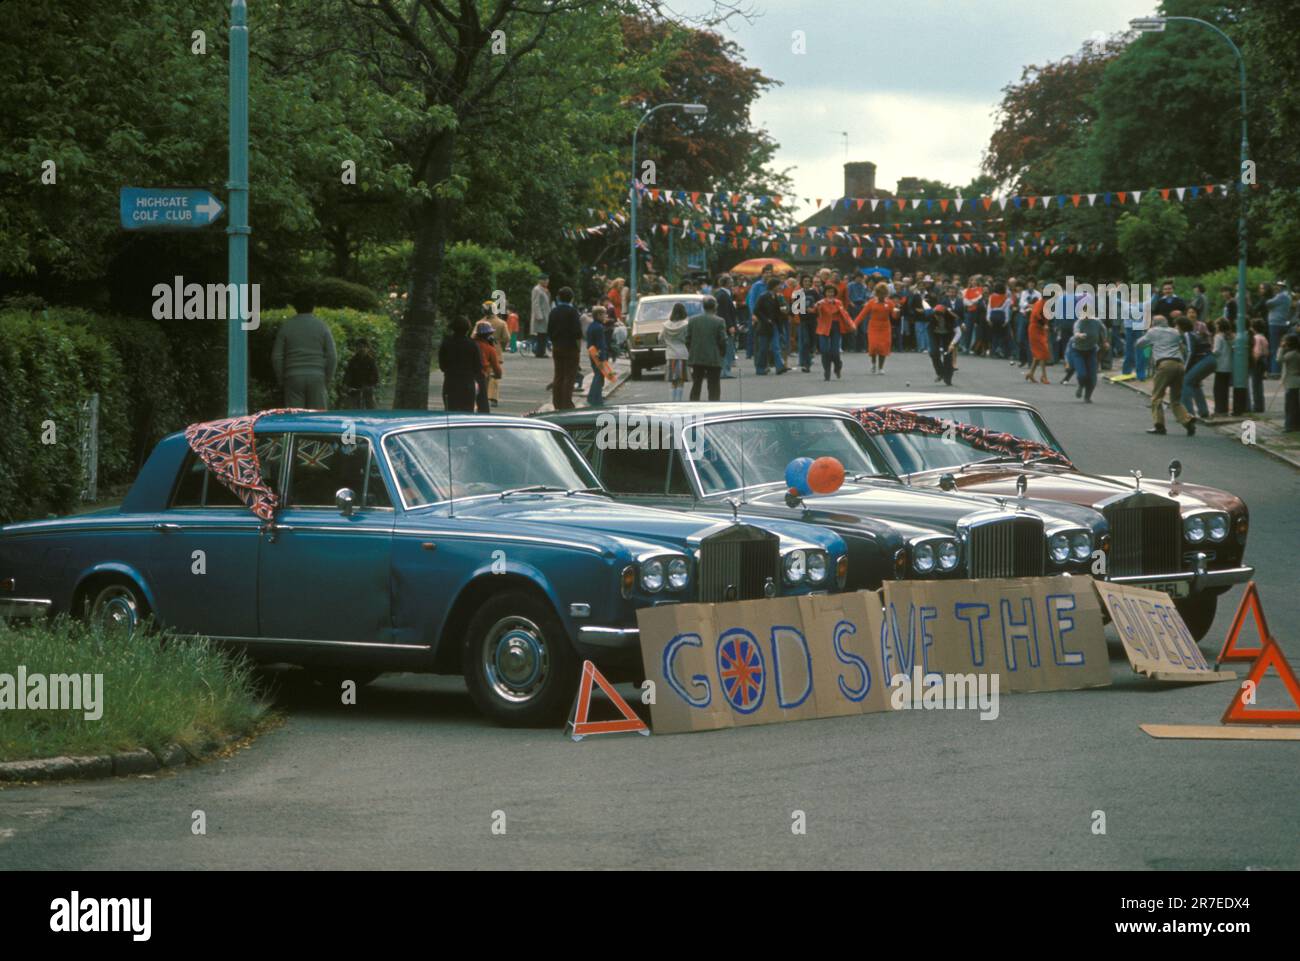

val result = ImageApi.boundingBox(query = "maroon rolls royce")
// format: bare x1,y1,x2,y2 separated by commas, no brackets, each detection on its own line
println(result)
775,392,1253,640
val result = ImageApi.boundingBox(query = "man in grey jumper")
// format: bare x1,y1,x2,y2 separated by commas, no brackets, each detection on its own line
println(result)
272,290,337,408
1137,315,1195,436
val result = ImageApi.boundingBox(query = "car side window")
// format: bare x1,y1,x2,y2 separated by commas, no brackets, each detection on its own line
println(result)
667,448,694,496
171,454,206,507
285,434,370,508
566,427,598,461
602,447,669,495
364,453,393,508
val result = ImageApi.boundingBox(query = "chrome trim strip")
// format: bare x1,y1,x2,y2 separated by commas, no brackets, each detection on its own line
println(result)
577,626,640,648
0,597,53,617
213,635,430,650
395,529,606,554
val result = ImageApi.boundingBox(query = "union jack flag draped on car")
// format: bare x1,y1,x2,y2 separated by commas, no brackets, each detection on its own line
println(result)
183,409,306,520
851,406,1074,470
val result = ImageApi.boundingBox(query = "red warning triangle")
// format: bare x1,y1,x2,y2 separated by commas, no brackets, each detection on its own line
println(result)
1221,642,1300,724
567,660,649,740
1217,582,1273,664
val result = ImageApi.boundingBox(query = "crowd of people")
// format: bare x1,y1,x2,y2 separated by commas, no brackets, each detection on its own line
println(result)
431,264,1300,433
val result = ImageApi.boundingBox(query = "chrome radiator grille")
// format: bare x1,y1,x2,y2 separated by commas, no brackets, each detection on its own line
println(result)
966,516,1045,578
697,525,781,602
1104,500,1181,576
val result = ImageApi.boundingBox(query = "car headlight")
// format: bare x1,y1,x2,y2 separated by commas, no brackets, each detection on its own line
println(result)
1183,516,1205,543
937,540,959,571
912,542,935,573
1049,532,1070,564
782,549,807,584
1069,530,1092,561
640,559,665,592
1206,514,1229,542
806,550,828,584
666,556,690,590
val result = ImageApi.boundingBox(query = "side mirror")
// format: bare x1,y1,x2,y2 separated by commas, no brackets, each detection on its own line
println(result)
1168,459,1182,482
335,487,356,517
939,473,956,492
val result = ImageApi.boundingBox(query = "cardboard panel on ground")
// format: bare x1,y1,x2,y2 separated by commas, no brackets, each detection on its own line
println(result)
881,576,1110,693
638,575,1108,734
1095,581,1236,682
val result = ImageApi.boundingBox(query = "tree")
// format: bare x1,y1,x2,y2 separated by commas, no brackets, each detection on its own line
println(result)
1117,201,1189,280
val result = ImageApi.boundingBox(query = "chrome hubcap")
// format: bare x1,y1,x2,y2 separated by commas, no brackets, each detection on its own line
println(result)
92,585,140,635
483,616,548,703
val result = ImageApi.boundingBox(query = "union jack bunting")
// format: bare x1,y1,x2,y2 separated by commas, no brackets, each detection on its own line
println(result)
851,406,1074,470
183,409,307,520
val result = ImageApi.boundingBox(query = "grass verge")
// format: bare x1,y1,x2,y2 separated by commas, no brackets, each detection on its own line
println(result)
0,616,269,763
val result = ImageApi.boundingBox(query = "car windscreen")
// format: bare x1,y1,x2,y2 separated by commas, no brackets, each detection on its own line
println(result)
383,425,601,507
634,300,704,325
685,416,890,496
874,406,1066,475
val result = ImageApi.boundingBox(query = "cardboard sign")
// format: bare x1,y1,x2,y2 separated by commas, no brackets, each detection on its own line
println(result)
880,576,1111,693
637,575,1108,734
1094,581,1235,683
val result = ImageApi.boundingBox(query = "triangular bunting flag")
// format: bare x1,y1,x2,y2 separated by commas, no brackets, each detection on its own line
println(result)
1087,193,1097,206
1071,194,1082,207
1160,188,1171,201
1176,186,1186,201
567,660,649,739
1131,190,1142,204
911,198,922,210
870,198,880,211
953,198,964,211
1221,642,1300,725
1218,582,1274,664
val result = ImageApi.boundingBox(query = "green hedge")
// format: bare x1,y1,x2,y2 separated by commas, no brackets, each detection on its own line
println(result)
247,307,398,411
0,305,396,523
1171,267,1277,321
438,241,542,327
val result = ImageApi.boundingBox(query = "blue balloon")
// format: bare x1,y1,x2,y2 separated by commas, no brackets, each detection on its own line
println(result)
785,457,814,496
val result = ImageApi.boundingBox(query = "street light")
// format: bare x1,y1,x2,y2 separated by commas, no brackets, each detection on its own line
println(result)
629,102,707,315
1130,14,1251,414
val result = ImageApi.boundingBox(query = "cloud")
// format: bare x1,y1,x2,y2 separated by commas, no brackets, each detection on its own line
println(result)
753,88,999,218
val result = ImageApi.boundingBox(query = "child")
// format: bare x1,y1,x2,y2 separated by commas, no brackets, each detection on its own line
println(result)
473,320,502,413
661,302,690,402
1250,319,1270,412
1212,317,1233,416
1280,332,1300,431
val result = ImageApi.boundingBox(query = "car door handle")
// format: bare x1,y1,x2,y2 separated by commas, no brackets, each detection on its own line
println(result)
153,523,181,532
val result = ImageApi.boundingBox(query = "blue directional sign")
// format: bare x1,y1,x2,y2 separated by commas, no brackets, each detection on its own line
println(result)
119,187,225,230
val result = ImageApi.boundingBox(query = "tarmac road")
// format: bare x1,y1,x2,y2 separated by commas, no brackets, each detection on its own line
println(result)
2,348,1297,870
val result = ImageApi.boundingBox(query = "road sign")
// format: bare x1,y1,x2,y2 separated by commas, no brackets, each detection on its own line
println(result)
119,187,225,230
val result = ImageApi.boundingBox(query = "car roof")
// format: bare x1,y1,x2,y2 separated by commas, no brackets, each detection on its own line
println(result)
771,392,1037,412
542,402,856,426
204,410,565,436
634,294,707,303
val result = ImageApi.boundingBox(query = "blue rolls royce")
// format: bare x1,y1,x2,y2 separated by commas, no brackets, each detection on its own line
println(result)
0,411,848,725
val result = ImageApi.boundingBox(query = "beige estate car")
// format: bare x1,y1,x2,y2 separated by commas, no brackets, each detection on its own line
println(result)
628,293,705,379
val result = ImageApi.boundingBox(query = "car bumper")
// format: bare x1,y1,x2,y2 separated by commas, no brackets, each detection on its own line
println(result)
1106,562,1254,598
0,597,52,619
629,346,664,366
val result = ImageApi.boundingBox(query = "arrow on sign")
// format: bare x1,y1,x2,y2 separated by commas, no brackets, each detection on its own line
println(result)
196,196,224,223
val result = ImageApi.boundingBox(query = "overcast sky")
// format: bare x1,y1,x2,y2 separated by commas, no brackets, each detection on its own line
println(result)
669,0,1158,217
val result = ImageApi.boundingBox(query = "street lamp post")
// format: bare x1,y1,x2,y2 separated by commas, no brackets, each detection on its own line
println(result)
629,102,706,316
227,0,250,415
1131,15,1251,414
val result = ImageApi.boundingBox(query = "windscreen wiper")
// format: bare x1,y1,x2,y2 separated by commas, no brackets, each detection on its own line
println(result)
566,487,611,497
499,485,566,499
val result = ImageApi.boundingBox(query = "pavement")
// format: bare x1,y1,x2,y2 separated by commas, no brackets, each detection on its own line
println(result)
1,346,1296,870
1105,368,1300,470
426,348,631,416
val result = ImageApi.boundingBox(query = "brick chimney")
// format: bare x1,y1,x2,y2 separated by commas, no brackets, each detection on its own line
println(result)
844,161,877,198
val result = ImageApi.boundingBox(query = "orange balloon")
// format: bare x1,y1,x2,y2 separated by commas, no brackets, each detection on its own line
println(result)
807,456,845,495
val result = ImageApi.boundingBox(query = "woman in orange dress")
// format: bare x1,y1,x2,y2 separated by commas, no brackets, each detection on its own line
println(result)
1026,294,1051,384
854,282,899,374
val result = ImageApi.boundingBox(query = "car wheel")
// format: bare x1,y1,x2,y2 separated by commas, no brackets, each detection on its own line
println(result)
1175,593,1218,642
630,358,643,380
87,580,149,637
463,591,578,726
